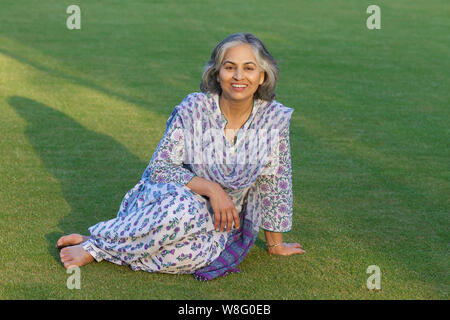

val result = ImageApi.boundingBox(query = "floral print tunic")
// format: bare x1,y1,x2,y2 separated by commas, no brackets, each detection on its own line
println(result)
82,92,294,276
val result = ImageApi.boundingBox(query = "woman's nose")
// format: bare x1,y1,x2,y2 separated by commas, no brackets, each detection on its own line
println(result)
233,68,244,80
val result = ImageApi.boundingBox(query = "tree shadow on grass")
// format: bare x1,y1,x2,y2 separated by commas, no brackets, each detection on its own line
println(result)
0,47,186,115
8,96,146,266
9,94,446,296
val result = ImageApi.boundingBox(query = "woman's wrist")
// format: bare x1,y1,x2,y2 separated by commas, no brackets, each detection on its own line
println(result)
186,176,221,198
201,180,221,198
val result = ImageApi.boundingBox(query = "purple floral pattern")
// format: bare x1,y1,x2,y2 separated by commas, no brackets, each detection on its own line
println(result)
257,125,293,232
82,92,294,275
83,181,228,274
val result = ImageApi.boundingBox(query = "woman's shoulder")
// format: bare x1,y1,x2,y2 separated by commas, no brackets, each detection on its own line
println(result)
262,99,294,116
257,98,294,131
176,92,209,111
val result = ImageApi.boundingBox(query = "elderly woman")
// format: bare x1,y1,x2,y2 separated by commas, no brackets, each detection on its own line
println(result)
57,33,304,281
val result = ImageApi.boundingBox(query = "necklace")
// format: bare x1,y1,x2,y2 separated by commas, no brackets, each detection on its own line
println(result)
223,107,252,145
219,96,254,145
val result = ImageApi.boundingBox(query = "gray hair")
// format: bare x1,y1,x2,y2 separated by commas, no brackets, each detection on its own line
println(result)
200,33,279,101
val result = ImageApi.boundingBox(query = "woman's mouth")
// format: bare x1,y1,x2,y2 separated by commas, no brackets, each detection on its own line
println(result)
231,84,248,91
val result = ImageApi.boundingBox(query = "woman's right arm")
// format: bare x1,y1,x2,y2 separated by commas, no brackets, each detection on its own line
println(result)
144,105,240,233
186,176,240,233
143,107,195,185
185,176,219,198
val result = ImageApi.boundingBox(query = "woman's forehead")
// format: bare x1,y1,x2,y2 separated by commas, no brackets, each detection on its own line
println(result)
221,44,258,64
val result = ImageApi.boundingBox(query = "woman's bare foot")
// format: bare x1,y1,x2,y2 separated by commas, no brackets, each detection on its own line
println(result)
56,234,89,249
268,242,306,256
60,244,94,269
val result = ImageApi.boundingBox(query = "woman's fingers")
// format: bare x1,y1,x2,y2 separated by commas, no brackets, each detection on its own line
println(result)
225,208,241,232
214,210,239,232
224,211,230,232
213,210,227,232
233,208,240,230
214,209,221,231
212,205,239,232
209,190,240,232
220,210,228,232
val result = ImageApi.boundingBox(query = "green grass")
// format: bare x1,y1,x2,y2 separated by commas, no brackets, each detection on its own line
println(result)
0,0,448,299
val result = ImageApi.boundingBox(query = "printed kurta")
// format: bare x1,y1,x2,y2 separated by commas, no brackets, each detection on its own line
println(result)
82,92,294,277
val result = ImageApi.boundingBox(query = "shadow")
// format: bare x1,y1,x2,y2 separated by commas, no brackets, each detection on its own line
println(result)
254,237,267,250
8,96,146,264
0,48,162,113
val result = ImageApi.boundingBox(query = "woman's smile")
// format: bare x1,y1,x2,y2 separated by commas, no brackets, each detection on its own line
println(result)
55,33,302,282
231,83,248,91
217,44,265,103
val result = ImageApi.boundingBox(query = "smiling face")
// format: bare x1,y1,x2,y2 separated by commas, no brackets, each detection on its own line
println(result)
216,44,265,103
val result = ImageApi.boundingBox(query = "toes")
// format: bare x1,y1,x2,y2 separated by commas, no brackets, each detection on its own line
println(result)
59,245,93,269
56,234,87,249
56,237,64,248
56,236,70,248
60,248,71,261
285,242,302,248
61,251,76,267
60,254,69,263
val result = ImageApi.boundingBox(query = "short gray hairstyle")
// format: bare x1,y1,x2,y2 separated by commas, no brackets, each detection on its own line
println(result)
200,33,279,101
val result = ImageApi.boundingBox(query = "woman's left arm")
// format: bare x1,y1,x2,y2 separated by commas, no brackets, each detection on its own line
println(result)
257,120,305,256
143,106,196,186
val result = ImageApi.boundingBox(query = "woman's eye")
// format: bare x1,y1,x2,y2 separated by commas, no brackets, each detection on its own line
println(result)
224,66,254,71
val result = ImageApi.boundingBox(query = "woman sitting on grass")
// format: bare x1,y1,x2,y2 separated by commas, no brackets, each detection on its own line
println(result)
57,32,305,281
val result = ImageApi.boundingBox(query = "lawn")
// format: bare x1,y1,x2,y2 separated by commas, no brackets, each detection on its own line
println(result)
0,0,448,299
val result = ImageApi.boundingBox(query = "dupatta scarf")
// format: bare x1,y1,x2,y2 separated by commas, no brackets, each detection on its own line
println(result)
149,92,294,280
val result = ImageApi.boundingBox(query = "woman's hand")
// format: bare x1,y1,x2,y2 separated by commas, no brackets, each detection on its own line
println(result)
185,177,240,233
268,242,305,256
208,184,240,233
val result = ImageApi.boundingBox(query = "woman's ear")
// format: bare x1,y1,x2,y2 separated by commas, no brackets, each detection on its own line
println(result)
259,71,265,85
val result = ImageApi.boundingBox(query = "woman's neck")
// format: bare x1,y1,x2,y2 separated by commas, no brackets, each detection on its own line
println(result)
219,94,254,129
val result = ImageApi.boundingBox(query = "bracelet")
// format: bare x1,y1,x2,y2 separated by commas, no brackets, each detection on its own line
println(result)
267,242,282,249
